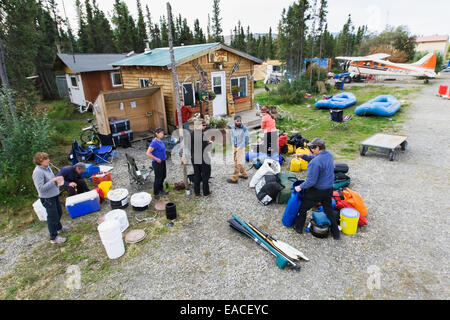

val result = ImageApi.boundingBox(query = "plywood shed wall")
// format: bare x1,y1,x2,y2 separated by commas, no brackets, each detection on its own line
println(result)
94,86,167,135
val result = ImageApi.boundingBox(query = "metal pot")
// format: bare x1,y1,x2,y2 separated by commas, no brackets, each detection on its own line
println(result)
310,219,330,239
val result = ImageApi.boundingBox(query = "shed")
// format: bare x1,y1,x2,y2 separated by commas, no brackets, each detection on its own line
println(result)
94,86,167,136
54,53,130,108
111,43,263,130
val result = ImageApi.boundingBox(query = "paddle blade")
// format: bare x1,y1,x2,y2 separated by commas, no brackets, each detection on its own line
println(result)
275,240,310,261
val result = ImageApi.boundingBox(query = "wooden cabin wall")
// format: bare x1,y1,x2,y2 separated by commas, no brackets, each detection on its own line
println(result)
119,51,256,128
81,71,119,104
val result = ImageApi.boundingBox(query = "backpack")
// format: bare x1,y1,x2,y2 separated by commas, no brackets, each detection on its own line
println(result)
334,163,349,174
333,172,351,190
341,187,367,217
276,172,298,204
255,174,283,206
281,180,305,227
288,133,309,149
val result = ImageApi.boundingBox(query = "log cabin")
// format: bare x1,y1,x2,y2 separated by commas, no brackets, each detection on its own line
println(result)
111,42,263,131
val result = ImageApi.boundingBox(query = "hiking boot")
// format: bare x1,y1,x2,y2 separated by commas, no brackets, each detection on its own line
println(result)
294,225,303,235
239,175,248,179
195,194,201,199
50,236,67,244
154,194,161,200
160,190,169,196
227,178,238,184
58,225,72,233
204,191,213,197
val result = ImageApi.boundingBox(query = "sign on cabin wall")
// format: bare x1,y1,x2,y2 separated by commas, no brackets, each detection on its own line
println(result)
208,51,228,63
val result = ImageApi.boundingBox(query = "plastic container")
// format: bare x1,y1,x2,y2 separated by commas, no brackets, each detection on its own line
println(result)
65,190,101,219
107,188,129,209
32,199,47,221
438,85,448,96
98,219,125,259
130,192,152,211
81,164,100,178
98,181,112,199
105,209,129,233
340,207,360,235
165,202,177,220
109,118,130,133
91,171,112,187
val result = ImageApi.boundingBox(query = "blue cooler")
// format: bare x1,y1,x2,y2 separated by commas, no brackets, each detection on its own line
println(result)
81,164,100,178
65,190,101,218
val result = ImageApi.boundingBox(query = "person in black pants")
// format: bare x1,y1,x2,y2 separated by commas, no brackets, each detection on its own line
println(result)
56,163,90,197
293,138,340,240
191,119,213,197
147,128,168,199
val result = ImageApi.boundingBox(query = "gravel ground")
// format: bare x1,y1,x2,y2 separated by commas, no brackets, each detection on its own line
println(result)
1,76,449,300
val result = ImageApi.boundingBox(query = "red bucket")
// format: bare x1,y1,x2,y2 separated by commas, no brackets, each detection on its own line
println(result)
438,85,448,95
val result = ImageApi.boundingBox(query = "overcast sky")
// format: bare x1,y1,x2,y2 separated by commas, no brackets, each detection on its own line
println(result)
56,0,450,37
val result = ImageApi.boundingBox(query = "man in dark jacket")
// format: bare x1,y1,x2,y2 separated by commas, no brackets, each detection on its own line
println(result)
293,138,340,240
56,163,90,197
191,119,213,197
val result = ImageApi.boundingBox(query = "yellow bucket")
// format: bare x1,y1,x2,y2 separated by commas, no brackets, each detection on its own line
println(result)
98,181,113,199
340,208,360,235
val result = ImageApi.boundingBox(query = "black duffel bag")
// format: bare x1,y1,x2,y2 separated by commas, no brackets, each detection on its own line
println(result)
334,163,349,174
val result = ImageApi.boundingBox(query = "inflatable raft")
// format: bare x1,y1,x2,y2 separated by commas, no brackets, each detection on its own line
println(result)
355,95,401,117
315,92,357,109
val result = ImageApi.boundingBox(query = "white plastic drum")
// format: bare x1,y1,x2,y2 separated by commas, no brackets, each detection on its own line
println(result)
130,192,152,211
105,209,129,233
98,219,125,259
107,188,129,209
32,199,48,221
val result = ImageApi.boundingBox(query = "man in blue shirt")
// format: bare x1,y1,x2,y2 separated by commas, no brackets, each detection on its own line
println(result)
293,138,340,240
147,128,168,199
227,115,250,183
56,163,89,197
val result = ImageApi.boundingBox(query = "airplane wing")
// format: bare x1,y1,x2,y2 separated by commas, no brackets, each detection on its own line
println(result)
335,53,390,62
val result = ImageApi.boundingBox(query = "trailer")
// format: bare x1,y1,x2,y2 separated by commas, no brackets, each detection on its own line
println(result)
359,133,408,161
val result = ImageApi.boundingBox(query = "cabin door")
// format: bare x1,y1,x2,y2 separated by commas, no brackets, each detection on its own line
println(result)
66,73,86,107
211,71,227,116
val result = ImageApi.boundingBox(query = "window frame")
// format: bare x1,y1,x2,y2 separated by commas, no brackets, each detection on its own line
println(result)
70,75,78,88
139,78,150,88
111,72,122,87
230,76,248,98
182,82,196,107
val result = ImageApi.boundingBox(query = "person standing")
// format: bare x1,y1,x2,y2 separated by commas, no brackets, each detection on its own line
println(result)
147,128,168,200
293,138,340,240
56,163,90,197
227,115,249,183
260,106,278,156
32,152,71,244
191,119,213,197
175,104,193,130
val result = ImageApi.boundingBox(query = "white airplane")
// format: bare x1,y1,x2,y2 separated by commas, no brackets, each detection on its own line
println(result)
335,52,437,83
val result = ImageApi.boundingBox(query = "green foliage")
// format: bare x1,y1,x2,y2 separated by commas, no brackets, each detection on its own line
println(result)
0,89,52,199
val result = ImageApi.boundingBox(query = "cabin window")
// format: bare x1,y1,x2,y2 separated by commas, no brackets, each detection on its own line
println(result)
70,75,78,88
182,82,195,107
111,72,122,87
272,65,281,72
230,76,247,97
139,78,150,88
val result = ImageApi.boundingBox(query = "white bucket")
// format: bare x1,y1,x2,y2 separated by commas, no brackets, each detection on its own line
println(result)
130,192,152,211
32,199,47,221
105,209,129,233
98,219,125,259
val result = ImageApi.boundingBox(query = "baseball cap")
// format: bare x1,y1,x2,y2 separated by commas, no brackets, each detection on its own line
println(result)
307,138,325,149
74,162,87,172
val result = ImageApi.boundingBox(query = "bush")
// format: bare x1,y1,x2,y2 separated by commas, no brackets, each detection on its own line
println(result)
0,88,52,200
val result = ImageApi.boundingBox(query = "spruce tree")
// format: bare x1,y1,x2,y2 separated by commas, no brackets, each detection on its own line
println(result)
136,0,147,52
211,0,224,42
193,19,206,44
160,16,169,47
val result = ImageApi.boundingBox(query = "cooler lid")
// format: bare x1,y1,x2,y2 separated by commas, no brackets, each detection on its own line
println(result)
107,188,129,201
65,190,99,206
340,208,360,218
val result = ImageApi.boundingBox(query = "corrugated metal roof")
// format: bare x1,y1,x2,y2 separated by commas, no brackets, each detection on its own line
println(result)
110,42,263,67
57,53,129,73
416,35,449,43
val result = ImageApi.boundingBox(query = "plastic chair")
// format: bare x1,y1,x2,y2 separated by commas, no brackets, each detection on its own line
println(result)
125,153,153,190
68,140,95,165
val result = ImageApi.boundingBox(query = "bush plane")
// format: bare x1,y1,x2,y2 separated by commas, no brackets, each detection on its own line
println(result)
335,52,437,83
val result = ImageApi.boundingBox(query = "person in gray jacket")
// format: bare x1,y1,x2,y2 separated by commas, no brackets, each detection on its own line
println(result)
32,152,71,244
227,115,250,183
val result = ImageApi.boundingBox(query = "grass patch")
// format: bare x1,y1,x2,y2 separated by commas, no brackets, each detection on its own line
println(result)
256,85,420,160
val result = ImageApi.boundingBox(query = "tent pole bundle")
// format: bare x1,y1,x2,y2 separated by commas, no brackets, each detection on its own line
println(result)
229,215,309,271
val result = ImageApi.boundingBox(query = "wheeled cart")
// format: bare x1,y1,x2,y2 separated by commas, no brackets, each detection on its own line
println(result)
359,133,408,161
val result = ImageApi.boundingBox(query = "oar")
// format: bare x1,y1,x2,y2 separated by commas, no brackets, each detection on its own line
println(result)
246,222,295,260
248,222,310,261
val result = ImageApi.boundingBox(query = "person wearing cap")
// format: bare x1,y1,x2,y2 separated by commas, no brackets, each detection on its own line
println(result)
227,115,250,183
56,163,90,197
147,127,168,200
32,152,71,244
190,119,213,197
293,138,340,240
260,106,278,156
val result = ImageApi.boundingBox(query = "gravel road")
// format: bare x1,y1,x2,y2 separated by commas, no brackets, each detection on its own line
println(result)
1,75,449,300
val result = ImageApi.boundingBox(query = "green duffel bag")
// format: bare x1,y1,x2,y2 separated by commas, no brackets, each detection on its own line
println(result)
276,172,298,204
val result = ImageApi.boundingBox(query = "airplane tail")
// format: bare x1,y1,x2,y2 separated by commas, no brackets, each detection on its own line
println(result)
412,53,436,70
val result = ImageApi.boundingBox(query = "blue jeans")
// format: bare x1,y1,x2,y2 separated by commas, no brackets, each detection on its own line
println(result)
40,196,63,240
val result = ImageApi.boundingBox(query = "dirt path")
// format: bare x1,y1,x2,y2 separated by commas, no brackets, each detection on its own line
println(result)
80,76,449,300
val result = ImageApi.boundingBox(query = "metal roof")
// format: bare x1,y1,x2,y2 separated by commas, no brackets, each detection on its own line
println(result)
57,53,129,73
110,42,263,68
416,35,449,43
